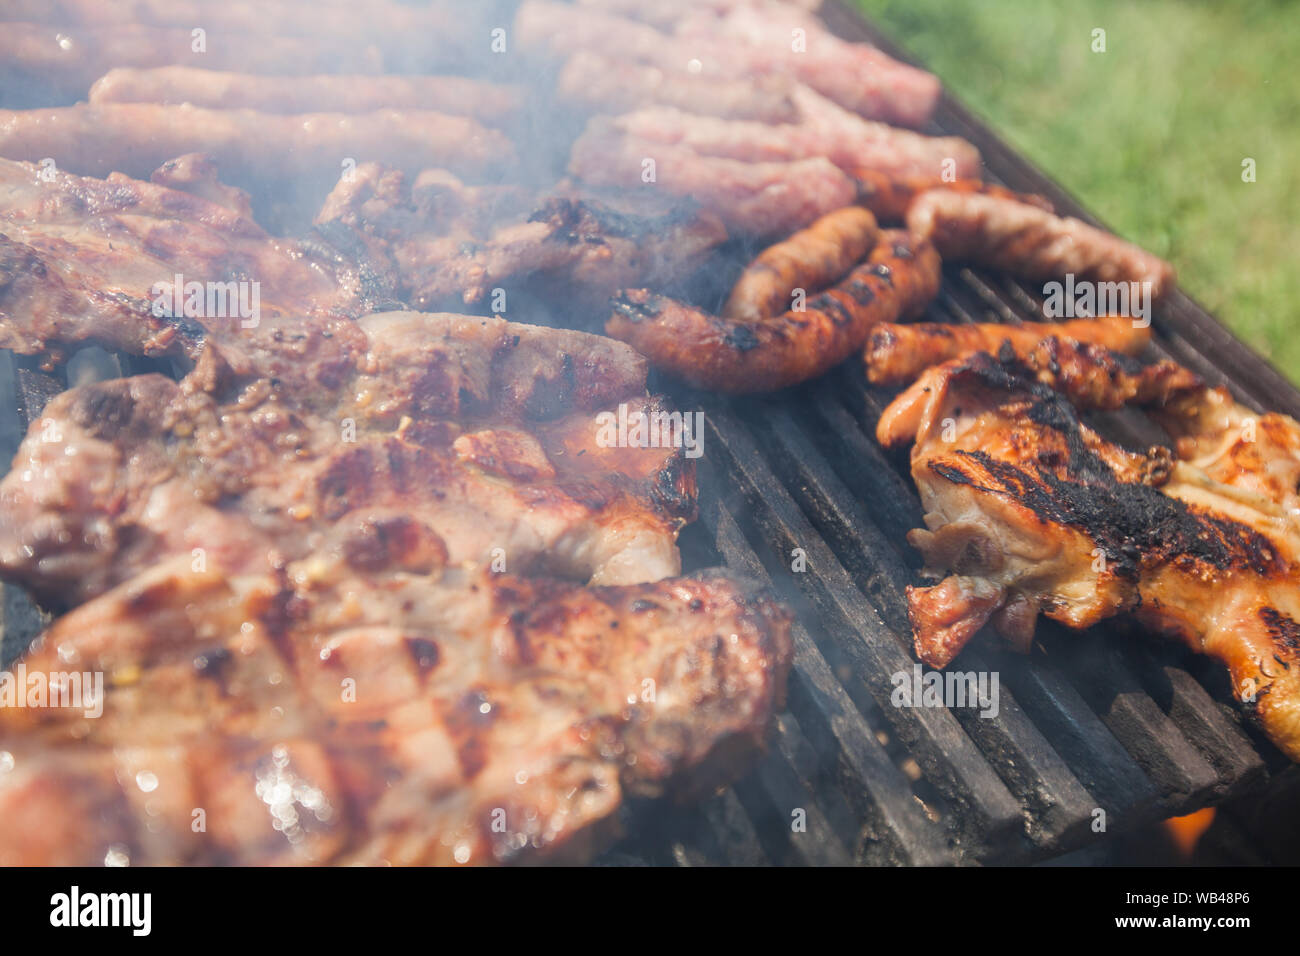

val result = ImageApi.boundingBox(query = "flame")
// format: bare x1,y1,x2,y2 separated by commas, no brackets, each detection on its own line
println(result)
1163,807,1216,858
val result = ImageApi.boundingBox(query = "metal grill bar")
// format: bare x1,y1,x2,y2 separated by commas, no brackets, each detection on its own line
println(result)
701,491,956,865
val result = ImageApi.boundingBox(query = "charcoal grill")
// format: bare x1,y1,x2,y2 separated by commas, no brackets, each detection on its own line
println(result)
2,1,1296,866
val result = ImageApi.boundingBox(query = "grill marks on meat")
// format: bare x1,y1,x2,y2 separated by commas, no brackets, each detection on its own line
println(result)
880,350,1300,762
609,229,940,393
89,67,525,125
0,305,792,865
0,157,364,361
865,315,1152,386
0,104,516,183
907,190,1176,300
313,162,727,311
0,560,791,865
0,312,698,607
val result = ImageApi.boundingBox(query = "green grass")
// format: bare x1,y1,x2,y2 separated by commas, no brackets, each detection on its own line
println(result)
855,0,1300,382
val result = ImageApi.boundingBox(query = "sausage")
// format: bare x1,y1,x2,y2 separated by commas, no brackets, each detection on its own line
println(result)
607,229,942,394
906,189,1175,299
0,104,515,182
722,207,878,323
852,170,1054,223
89,68,524,126
865,315,1151,385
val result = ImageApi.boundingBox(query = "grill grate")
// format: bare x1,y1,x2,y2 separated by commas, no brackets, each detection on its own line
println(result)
2,1,1296,866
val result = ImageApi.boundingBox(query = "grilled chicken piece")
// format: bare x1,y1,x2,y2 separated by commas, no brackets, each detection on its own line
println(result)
609,229,941,393
724,207,879,323
90,67,524,125
865,315,1151,386
0,312,697,608
313,162,727,311
0,555,791,865
879,350,1300,762
0,104,515,183
0,156,366,362
556,52,801,124
1156,386,1300,524
906,190,1175,300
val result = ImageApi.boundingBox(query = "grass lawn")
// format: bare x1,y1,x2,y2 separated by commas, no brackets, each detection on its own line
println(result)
854,0,1300,383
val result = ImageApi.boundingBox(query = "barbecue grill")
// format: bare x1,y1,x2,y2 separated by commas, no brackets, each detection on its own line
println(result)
1,1,1295,866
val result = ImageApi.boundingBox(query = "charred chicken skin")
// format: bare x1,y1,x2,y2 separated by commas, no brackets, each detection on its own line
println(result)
878,349,1300,762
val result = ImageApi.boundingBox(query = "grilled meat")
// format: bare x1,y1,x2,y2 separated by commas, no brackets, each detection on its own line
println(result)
0,304,791,866
0,558,791,865
89,67,524,125
516,0,939,127
879,337,1202,448
907,189,1176,300
6,0,469,47
556,51,801,124
879,350,1300,762
149,152,256,219
575,0,824,29
0,156,365,361
569,119,858,236
1150,385,1300,547
676,3,941,128
853,172,1053,223
864,315,1151,386
603,88,979,180
0,22,383,103
608,229,940,393
724,206,879,323
0,104,515,182
0,312,697,608
0,2,484,102
314,162,728,311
